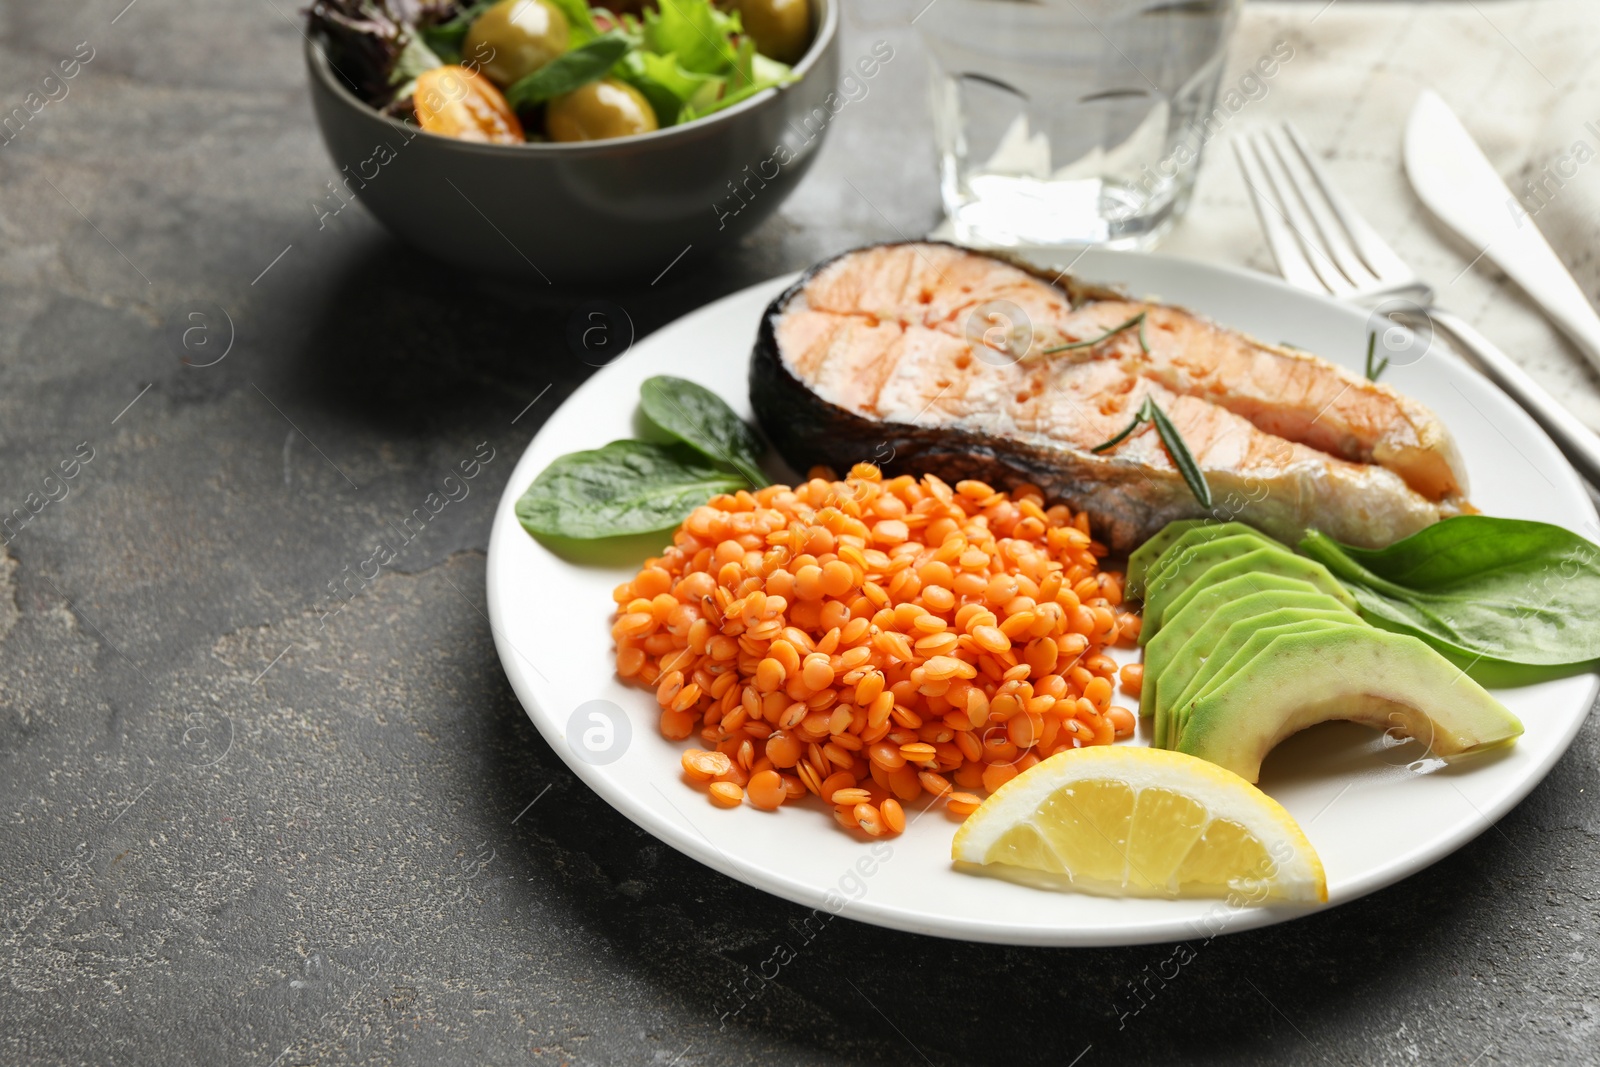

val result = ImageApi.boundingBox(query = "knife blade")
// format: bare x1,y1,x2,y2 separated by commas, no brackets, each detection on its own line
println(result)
1404,88,1600,376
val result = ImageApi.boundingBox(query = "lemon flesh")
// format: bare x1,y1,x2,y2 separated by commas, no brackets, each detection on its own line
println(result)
951,747,1327,903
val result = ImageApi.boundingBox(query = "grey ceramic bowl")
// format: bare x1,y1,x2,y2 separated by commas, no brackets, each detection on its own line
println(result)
306,1,839,284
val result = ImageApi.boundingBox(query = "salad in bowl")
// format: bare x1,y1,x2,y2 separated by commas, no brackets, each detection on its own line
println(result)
307,0,814,144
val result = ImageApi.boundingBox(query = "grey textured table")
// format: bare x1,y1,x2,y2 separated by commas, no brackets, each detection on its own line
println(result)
2,2,1597,1064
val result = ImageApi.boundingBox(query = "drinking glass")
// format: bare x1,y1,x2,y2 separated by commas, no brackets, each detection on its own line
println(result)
919,0,1244,249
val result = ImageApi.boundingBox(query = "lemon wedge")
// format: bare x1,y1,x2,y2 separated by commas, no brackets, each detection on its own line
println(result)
951,747,1327,903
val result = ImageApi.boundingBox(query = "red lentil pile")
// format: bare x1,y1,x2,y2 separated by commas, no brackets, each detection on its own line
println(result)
610,464,1141,837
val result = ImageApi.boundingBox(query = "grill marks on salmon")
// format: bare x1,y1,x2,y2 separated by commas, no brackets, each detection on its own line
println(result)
752,242,1472,552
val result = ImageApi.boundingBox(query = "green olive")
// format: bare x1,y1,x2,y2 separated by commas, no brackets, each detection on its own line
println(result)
545,79,659,142
729,0,811,65
464,0,570,89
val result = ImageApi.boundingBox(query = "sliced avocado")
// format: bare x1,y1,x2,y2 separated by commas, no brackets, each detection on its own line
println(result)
1161,613,1361,750
1145,575,1344,716
1157,548,1359,635
1145,537,1297,632
1139,525,1277,613
1175,627,1524,782
1126,520,1209,601
1146,544,1358,638
1139,573,1335,721
1150,597,1359,747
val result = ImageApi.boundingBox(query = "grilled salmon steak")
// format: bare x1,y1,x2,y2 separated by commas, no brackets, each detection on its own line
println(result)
750,242,1470,552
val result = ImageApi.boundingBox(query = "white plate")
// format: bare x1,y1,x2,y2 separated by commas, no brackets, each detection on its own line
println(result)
485,249,1599,946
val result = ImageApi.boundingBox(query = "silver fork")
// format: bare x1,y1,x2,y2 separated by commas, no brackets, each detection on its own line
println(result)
1233,123,1600,489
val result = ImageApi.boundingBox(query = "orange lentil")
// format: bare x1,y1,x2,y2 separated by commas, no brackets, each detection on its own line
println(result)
1119,662,1144,697
982,762,1019,793
820,560,856,597
947,792,983,817
881,798,906,834
1107,705,1136,739
754,657,785,691
869,742,907,770
660,708,696,739
682,749,733,781
709,781,744,807
611,466,1136,838
855,803,886,835
802,653,835,690
747,769,786,809
819,770,856,800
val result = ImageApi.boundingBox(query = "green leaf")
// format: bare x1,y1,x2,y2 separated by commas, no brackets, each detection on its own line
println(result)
516,439,745,540
391,33,444,86
729,31,757,89
1299,517,1600,670
1147,399,1212,509
679,58,795,121
751,52,793,86
615,49,718,125
419,1,495,65
544,0,599,44
643,0,738,75
639,375,768,486
681,77,765,119
505,32,633,110
613,69,681,126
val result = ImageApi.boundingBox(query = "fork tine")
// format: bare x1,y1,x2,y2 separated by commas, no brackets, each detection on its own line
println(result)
1231,135,1326,294
1263,125,1380,290
1240,129,1357,297
1280,123,1417,286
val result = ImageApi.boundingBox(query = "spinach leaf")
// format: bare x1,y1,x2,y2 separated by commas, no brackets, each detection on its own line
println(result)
418,0,494,64
516,439,745,539
1299,517,1600,669
639,375,768,486
505,32,633,110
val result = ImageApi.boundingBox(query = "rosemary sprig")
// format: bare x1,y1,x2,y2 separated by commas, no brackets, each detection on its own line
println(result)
1148,400,1213,509
1038,312,1150,357
1364,331,1389,382
1091,398,1155,454
1088,396,1212,508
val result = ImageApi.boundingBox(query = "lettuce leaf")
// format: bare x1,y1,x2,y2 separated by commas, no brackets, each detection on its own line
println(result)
681,56,796,121
615,49,720,125
643,0,739,74
543,0,599,44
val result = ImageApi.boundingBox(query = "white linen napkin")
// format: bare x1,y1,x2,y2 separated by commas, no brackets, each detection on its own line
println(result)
1161,0,1600,430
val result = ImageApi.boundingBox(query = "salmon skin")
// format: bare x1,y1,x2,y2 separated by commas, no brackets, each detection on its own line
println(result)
749,242,1470,553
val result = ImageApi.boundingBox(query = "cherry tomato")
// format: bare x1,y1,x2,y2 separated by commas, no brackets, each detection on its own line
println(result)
413,65,525,144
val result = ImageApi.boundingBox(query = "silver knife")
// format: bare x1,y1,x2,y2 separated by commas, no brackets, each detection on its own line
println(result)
1405,89,1600,376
